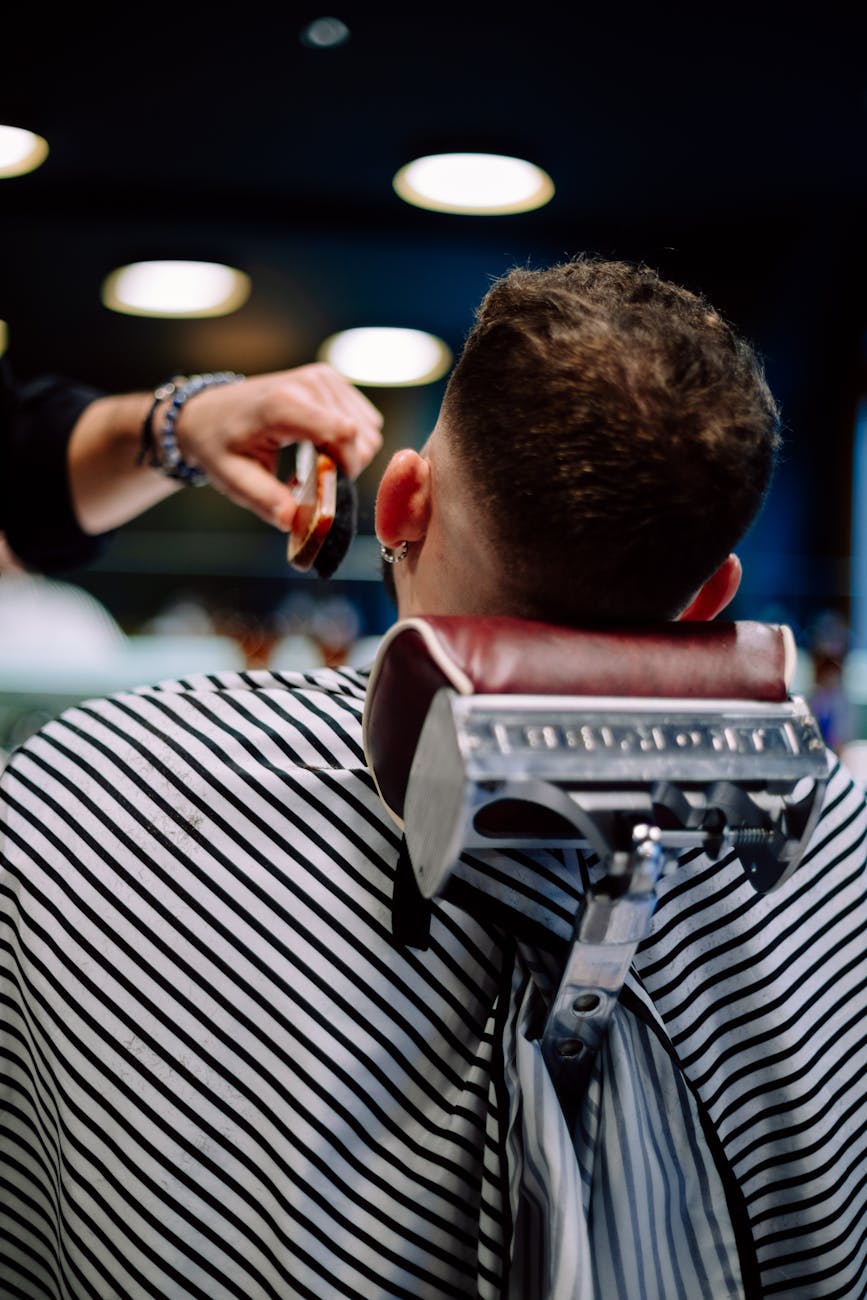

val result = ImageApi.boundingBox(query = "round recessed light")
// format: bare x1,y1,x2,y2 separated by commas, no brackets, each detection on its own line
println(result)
393,152,555,215
0,125,49,179
318,327,452,387
300,16,350,47
101,260,251,318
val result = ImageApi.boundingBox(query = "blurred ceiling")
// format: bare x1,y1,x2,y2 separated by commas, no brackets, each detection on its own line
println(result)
0,5,865,628
1,5,864,390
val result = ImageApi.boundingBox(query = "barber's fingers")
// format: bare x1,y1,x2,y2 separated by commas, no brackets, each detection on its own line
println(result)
254,365,383,476
175,364,383,478
261,395,380,478
206,450,299,530
291,360,381,423
171,364,382,526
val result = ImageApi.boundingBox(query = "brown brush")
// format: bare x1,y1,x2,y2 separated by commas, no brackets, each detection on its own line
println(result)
286,443,358,578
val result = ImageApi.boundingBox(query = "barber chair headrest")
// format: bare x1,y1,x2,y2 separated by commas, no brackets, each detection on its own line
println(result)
363,616,823,1088
362,615,797,828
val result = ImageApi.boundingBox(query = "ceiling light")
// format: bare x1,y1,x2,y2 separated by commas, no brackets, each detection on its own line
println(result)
0,125,49,179
101,260,251,318
300,16,350,47
393,152,555,215
318,327,452,387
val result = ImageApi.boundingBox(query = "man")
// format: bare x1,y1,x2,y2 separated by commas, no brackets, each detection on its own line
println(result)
2,257,866,1299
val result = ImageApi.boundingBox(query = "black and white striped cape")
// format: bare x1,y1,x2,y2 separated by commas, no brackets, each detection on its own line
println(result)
1,665,866,1299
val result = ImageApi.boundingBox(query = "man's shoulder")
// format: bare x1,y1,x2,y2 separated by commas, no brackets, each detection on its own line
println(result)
124,663,369,709
59,663,366,730
4,665,371,791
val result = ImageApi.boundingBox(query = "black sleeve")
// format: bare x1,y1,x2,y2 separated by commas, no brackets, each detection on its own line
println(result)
0,357,112,574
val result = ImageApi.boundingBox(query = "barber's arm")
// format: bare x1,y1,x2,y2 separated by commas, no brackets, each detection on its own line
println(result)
69,364,384,535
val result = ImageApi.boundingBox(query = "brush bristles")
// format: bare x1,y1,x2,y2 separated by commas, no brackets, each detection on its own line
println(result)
313,473,358,579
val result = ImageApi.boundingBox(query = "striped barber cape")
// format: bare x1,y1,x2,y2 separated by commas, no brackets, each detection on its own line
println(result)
1,665,866,1299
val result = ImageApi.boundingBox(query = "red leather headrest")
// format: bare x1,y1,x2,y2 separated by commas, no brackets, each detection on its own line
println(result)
361,615,796,826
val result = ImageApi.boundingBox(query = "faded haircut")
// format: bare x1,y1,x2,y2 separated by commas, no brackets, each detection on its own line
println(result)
440,256,781,622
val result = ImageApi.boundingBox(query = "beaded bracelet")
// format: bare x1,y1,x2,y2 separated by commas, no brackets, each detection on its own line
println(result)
137,379,177,471
139,371,245,487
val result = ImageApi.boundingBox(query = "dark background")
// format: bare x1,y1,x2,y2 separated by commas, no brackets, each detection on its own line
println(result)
2,4,865,647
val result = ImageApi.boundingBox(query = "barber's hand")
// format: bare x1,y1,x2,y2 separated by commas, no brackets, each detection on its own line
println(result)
173,364,383,530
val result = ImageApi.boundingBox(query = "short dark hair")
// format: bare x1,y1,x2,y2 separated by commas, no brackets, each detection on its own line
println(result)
441,256,781,622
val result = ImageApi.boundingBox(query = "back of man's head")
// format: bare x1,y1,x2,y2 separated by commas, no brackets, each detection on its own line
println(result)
440,256,780,623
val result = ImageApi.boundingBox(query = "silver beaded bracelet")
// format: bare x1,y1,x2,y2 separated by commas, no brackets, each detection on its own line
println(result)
140,371,245,486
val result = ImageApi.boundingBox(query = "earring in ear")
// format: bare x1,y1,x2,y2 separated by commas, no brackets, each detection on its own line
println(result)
380,541,409,565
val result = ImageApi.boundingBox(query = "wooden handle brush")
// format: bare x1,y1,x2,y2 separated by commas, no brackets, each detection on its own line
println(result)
287,443,358,578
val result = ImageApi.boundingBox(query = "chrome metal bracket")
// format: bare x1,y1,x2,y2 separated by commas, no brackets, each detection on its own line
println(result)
400,688,828,1107
540,825,673,1097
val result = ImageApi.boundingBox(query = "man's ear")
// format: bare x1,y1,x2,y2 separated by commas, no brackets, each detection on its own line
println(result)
374,449,432,549
678,554,742,622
